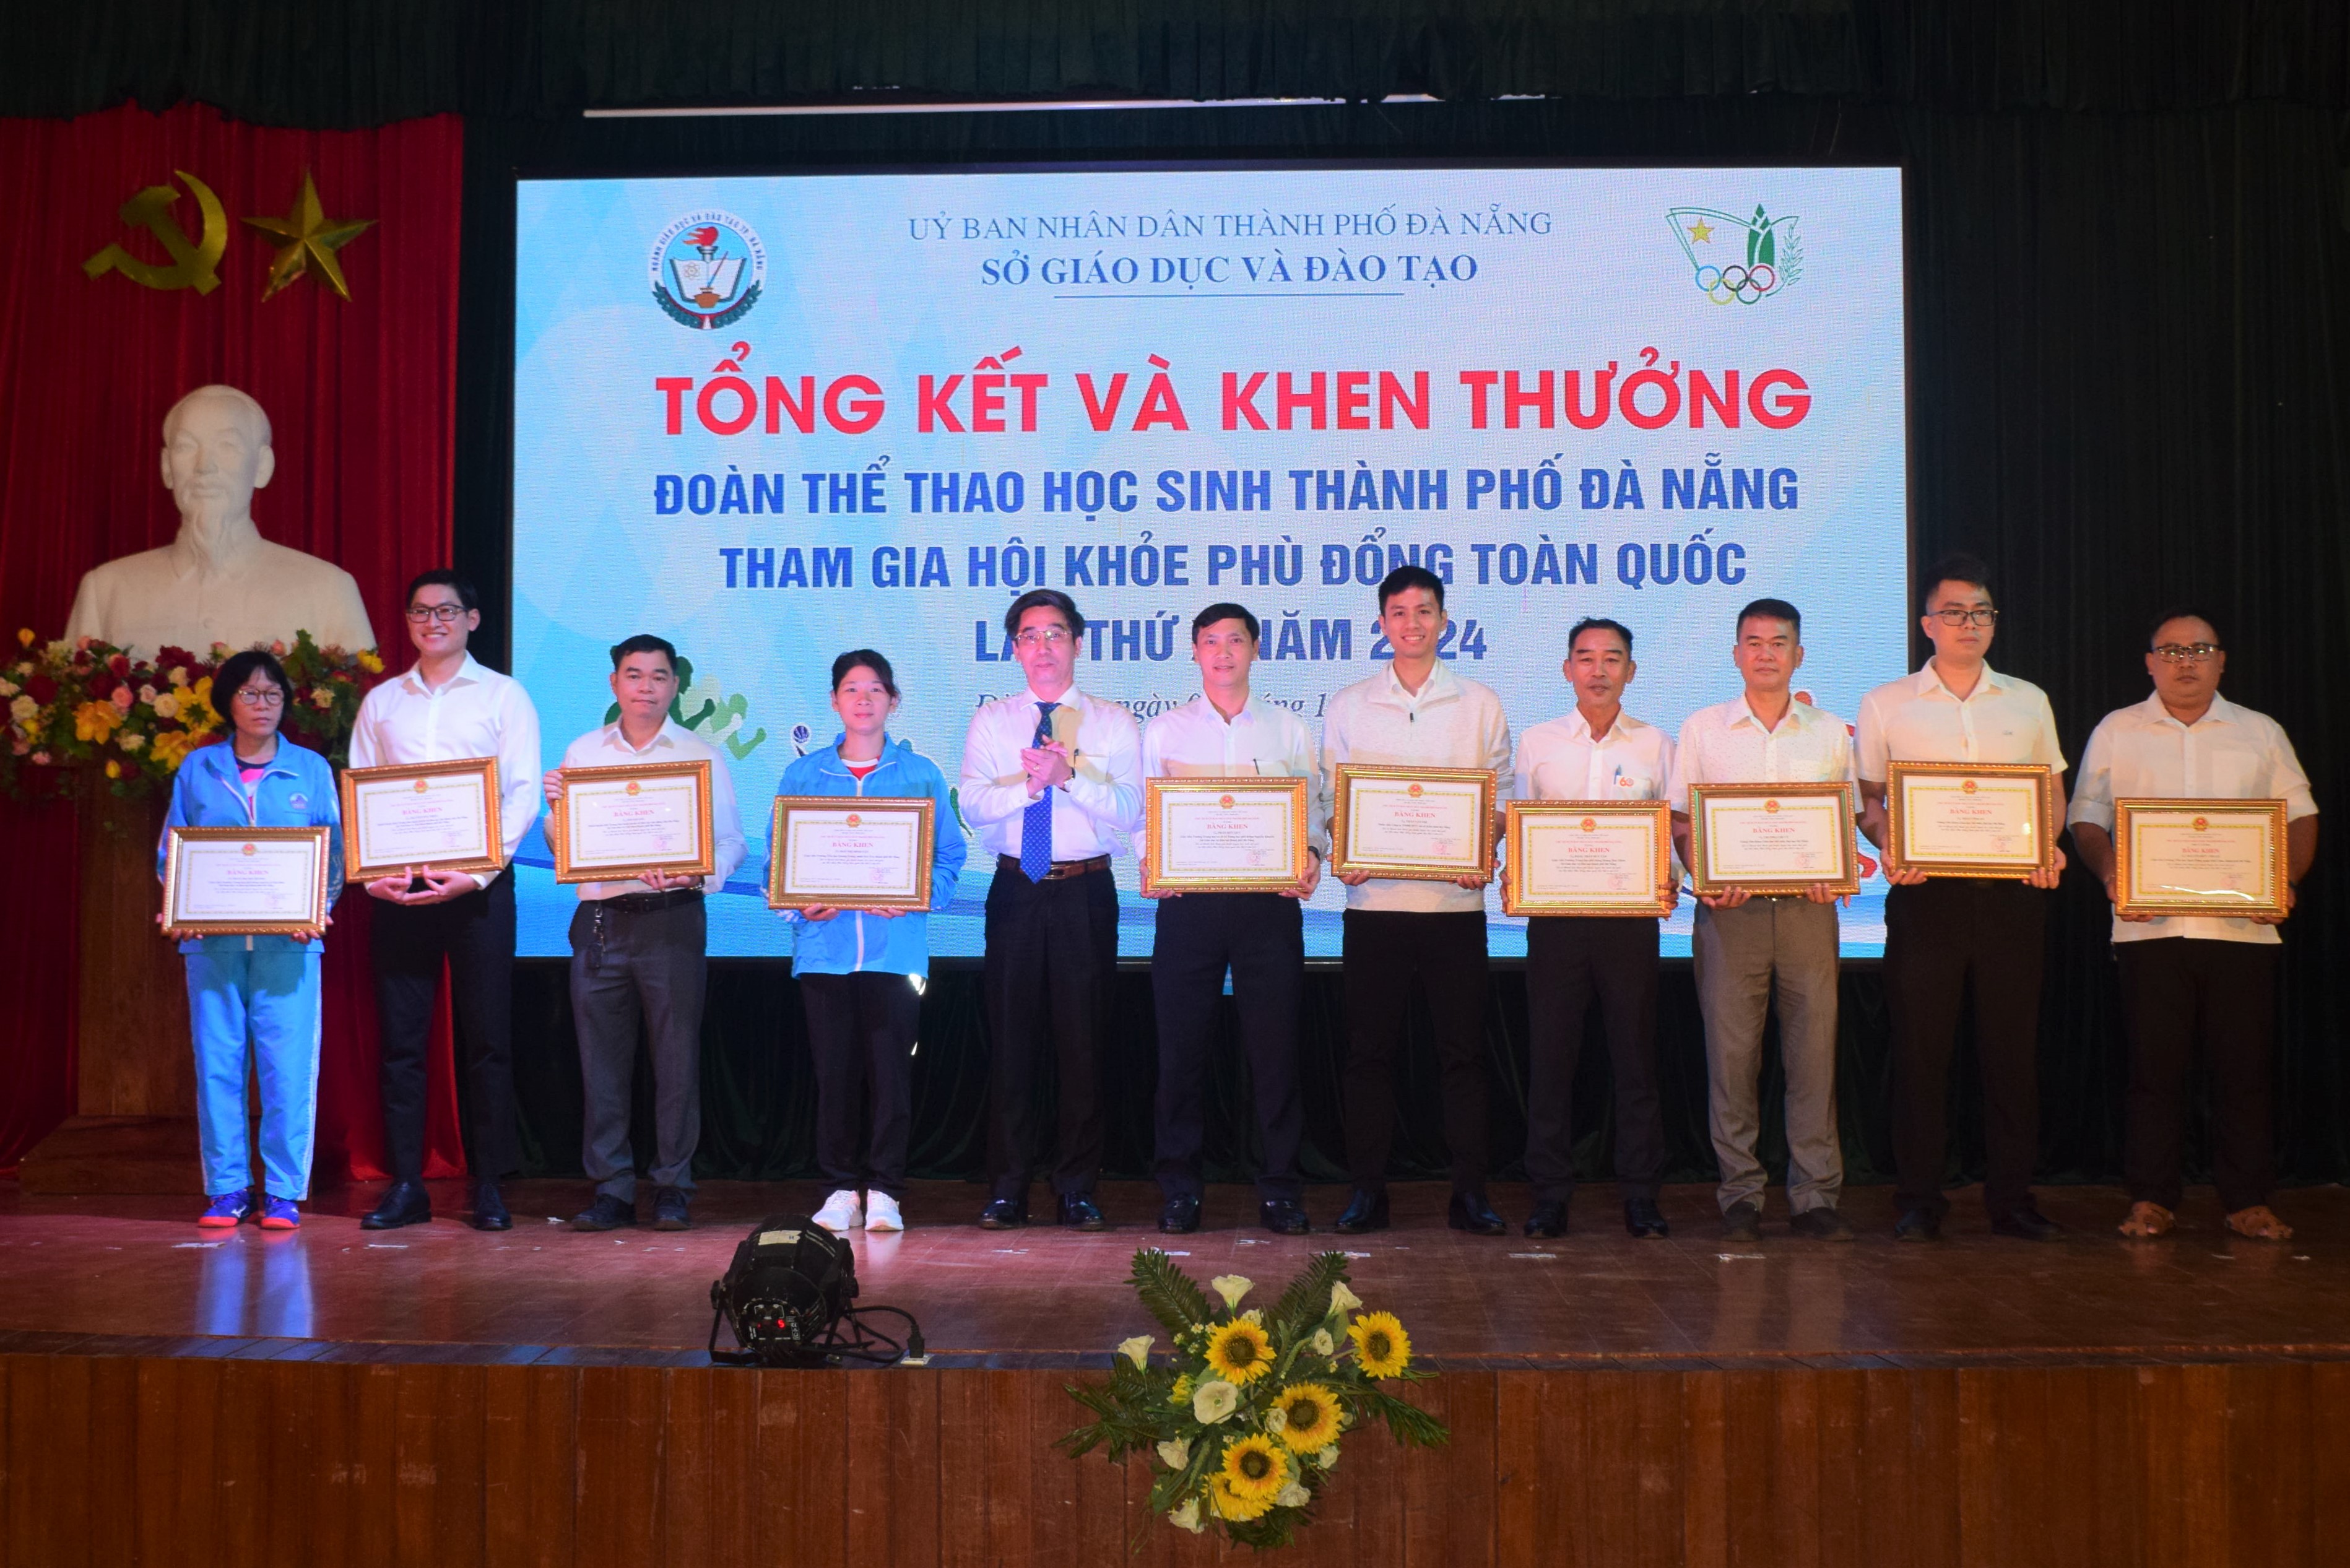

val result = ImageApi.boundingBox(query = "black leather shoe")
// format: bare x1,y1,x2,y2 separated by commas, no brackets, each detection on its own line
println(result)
1334,1189,1389,1235
1789,1205,1854,1242
1894,1206,1942,1243
1159,1193,1202,1234
1058,1193,1108,1231
979,1197,1028,1229
1991,1205,2063,1242
360,1179,431,1231
1721,1201,1764,1243
1449,1192,1507,1237
572,1193,634,1231
1522,1201,1568,1239
1624,1197,1670,1239
1259,1198,1311,1236
470,1180,511,1232
651,1187,691,1231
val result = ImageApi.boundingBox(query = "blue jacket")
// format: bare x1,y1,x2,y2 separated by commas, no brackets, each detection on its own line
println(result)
774,735,966,977
158,738,344,956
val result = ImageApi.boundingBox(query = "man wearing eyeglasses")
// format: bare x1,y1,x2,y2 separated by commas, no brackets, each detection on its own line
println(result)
1857,554,2069,1243
346,570,543,1232
2068,610,2318,1243
958,587,1143,1230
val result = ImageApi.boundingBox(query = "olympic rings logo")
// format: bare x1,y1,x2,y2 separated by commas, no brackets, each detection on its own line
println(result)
1693,263,1779,306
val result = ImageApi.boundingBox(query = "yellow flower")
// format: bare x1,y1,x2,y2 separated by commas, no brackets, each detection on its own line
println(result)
357,648,384,674
1169,1374,1194,1408
1207,1473,1271,1521
14,628,30,648
1348,1312,1411,1378
105,759,121,779
1202,1318,1275,1385
73,701,123,742
1217,1433,1288,1506
1268,1383,1342,1453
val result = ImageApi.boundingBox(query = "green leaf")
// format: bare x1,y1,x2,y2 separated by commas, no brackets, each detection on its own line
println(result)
1270,1252,1349,1338
1357,1385,1450,1449
1129,1249,1213,1336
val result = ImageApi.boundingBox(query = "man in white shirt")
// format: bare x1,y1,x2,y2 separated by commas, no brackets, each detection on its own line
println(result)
1670,597,1855,1242
958,588,1143,1229
1320,565,1513,1237
1857,554,2070,1244
2069,609,2319,1243
1509,617,1677,1241
1140,603,1324,1237
348,570,543,1232
542,635,746,1234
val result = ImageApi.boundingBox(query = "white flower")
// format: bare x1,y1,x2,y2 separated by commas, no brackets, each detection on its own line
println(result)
1276,1482,1311,1509
1117,1335,1153,1369
137,684,157,704
1314,1445,1338,1470
1192,1379,1239,1424
152,693,180,720
1210,1275,1254,1310
1264,1405,1288,1434
1329,1281,1363,1315
7,695,33,723
118,732,145,753
166,666,188,688
1169,1498,1204,1533
1309,1328,1335,1358
0,679,15,698
1155,1437,1190,1470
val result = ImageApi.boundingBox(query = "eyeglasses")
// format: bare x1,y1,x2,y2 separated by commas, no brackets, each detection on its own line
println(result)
2152,642,2222,664
404,605,469,625
1931,607,2000,627
1013,627,1072,649
233,688,285,708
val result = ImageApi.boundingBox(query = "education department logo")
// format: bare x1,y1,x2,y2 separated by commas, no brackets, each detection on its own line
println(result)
1668,204,1802,305
649,211,765,331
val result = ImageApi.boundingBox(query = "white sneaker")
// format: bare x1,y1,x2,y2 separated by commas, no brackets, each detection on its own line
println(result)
813,1189,863,1232
865,1192,904,1232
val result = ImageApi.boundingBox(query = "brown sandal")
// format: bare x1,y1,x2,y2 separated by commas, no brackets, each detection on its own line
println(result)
2117,1201,2174,1239
2224,1205,2294,1242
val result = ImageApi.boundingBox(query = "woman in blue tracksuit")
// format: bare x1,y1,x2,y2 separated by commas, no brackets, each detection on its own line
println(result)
776,649,966,1234
157,649,343,1229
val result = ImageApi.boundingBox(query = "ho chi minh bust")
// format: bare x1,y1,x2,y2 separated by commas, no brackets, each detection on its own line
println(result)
64,385,376,658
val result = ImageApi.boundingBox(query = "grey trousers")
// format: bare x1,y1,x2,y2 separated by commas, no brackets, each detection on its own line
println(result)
568,894,708,1202
1691,896,1842,1216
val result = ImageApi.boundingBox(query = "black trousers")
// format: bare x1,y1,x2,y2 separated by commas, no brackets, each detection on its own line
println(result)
1341,908,1491,1194
1523,915,1666,1203
1885,878,2047,1219
370,870,519,1182
1151,891,1305,1202
568,894,706,1200
2118,937,2280,1213
800,970,922,1199
982,864,1118,1200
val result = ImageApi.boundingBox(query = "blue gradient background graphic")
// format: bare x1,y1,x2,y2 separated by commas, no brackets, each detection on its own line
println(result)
508,165,1906,959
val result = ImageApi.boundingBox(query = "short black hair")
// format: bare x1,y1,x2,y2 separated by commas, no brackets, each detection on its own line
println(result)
1377,563,1446,612
2146,606,2222,649
1003,587,1084,642
1567,617,1634,657
405,568,479,613
1920,552,1994,613
609,634,677,672
1736,597,1802,641
831,648,900,699
215,649,292,710
1191,602,1260,642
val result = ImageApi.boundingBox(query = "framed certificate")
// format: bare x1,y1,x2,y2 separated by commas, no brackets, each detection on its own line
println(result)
768,795,935,911
340,758,504,883
1884,761,2057,878
1142,776,1309,894
1503,800,1673,917
162,826,333,937
1687,782,1859,897
1329,765,1497,882
549,760,715,885
2113,799,2287,918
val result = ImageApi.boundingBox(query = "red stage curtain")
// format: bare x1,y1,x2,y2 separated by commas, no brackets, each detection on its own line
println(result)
0,103,467,1180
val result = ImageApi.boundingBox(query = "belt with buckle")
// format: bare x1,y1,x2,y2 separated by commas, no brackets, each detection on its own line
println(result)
600,887,704,914
997,853,1111,883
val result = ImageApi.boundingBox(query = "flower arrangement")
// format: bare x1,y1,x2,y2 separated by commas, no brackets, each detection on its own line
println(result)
1060,1250,1448,1551
0,629,382,799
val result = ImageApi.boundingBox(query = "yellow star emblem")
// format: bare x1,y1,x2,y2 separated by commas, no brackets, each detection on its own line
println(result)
1686,219,1715,244
242,171,375,301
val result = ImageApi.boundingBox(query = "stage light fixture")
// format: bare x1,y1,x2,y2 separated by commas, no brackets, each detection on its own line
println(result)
708,1213,924,1367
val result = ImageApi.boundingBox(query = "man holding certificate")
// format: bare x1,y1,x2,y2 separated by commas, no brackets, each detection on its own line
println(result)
2069,610,2319,1243
1857,555,2070,1244
1670,598,1857,1243
544,635,745,1233
1321,565,1513,1237
349,570,543,1232
1140,602,1322,1237
1509,617,1676,1241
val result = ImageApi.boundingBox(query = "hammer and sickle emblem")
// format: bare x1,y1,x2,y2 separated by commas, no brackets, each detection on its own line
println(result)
83,171,228,294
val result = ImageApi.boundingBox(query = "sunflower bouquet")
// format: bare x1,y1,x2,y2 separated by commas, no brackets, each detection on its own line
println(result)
1060,1249,1447,1551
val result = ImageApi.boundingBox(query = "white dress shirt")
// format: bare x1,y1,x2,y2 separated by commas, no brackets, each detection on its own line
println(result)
349,652,543,886
1514,708,1673,802
558,719,747,901
1669,695,1857,807
1857,662,2066,778
1317,661,1512,914
2068,692,2318,946
959,685,1144,860
1142,692,1327,858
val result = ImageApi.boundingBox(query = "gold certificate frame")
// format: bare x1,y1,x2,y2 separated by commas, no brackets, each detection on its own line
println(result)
340,757,505,883
2113,798,2287,919
162,826,334,937
549,759,716,885
1329,764,1498,882
1687,781,1859,897
767,795,936,911
1142,776,1309,894
1503,800,1673,917
1884,761,2058,878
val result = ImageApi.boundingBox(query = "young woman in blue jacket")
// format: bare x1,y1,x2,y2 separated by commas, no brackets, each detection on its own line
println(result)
157,649,344,1229
775,649,966,1233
